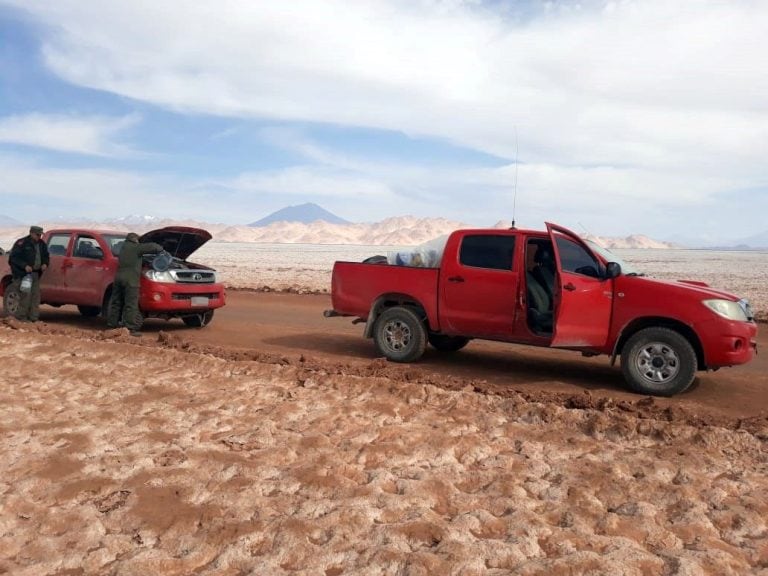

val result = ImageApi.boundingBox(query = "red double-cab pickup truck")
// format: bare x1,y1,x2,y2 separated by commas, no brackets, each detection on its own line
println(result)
327,222,757,396
1,226,226,327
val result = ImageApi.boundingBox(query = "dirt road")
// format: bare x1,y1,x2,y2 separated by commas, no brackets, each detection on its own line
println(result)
2,292,768,574
31,290,767,422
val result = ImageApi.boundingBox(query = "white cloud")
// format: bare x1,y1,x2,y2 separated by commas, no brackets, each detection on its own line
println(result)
0,113,140,156
227,166,396,200
2,0,767,239
11,1,764,159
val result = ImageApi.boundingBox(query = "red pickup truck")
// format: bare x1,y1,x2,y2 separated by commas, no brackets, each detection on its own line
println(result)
327,222,757,396
1,226,226,327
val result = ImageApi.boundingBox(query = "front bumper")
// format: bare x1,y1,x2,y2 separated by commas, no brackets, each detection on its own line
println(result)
139,280,226,315
697,317,758,368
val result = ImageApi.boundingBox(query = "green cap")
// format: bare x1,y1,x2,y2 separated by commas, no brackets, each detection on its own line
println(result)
30,225,44,235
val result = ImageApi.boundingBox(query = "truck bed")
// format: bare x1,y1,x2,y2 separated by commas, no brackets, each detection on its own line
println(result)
331,261,440,322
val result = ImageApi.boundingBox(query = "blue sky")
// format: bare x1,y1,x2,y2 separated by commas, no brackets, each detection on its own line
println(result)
0,1,766,244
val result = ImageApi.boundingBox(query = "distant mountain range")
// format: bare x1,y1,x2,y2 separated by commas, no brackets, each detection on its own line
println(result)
735,230,768,249
249,203,350,227
1,207,765,248
0,214,22,227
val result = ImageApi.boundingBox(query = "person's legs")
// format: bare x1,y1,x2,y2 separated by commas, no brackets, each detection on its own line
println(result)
14,278,31,321
28,273,41,322
106,281,125,328
122,285,142,333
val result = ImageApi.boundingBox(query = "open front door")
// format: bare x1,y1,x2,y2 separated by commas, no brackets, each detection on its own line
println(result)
546,222,613,348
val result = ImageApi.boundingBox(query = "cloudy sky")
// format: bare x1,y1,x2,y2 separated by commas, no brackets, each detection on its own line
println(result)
0,1,766,244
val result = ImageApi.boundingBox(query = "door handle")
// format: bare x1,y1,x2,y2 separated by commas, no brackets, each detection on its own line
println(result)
564,282,576,291
447,276,465,283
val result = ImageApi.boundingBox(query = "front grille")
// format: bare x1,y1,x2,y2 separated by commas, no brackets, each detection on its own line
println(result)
171,293,220,300
172,270,216,283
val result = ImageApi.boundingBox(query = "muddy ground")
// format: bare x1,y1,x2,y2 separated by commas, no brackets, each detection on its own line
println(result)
1,298,766,575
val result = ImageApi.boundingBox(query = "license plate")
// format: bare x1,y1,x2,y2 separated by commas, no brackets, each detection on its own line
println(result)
190,297,209,307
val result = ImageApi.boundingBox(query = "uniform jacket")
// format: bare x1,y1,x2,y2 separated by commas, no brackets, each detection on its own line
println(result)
116,241,164,286
9,235,50,279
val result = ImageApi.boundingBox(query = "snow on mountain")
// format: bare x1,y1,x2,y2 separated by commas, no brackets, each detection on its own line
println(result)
103,214,162,226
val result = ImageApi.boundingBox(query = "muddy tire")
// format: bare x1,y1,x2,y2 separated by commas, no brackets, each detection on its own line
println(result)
78,305,101,318
621,327,697,396
373,307,426,363
182,310,214,328
428,333,470,352
3,282,21,318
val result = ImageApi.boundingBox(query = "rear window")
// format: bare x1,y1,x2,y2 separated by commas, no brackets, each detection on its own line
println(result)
459,235,516,271
47,233,70,256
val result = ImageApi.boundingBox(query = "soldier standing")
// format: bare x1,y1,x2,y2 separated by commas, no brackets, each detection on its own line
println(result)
107,232,163,336
9,225,49,322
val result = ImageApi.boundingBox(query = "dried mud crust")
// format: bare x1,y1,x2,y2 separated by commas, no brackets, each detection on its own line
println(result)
1,322,767,575
2,317,765,433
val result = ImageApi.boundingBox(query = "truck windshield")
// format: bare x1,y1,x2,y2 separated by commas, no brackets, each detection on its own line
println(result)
585,240,643,276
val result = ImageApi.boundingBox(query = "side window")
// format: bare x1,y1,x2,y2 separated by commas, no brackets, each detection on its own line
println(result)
555,236,602,278
459,235,516,271
47,234,71,256
74,236,104,260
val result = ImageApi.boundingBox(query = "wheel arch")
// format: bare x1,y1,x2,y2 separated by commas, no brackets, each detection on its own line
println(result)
363,293,432,338
612,317,705,370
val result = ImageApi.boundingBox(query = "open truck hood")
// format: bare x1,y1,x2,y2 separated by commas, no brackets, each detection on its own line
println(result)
139,226,212,260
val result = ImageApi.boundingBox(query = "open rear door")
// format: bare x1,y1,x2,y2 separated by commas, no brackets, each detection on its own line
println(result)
546,222,613,348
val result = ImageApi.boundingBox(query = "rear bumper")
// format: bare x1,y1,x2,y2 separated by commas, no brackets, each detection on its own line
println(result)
139,280,226,315
699,318,758,368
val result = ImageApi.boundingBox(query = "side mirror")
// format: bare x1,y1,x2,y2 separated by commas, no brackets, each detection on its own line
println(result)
605,261,622,279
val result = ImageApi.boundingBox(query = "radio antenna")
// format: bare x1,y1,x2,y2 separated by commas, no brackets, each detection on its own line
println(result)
511,126,518,229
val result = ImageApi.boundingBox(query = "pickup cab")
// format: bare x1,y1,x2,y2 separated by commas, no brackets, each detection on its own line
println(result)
1,226,226,327
326,222,757,396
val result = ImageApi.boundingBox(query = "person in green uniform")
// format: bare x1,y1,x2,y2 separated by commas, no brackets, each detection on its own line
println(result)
107,232,163,336
9,225,50,322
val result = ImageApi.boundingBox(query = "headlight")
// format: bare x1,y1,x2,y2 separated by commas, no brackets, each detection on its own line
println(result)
143,270,175,283
703,299,749,321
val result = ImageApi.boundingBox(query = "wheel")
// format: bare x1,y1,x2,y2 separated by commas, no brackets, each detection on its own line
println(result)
373,307,427,363
428,333,470,352
3,282,21,318
621,327,697,396
182,310,214,328
78,305,101,318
